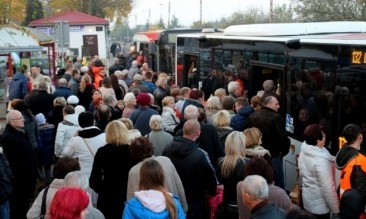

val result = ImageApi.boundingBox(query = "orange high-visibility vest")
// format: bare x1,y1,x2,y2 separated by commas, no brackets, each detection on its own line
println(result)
339,153,366,199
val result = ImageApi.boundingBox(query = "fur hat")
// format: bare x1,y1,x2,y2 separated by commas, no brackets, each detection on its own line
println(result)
67,95,79,105
35,113,46,125
136,93,150,106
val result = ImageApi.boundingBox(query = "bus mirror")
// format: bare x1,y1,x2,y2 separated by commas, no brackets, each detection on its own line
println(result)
286,40,301,50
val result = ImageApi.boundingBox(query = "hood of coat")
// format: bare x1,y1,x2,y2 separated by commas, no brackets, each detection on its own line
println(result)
215,126,233,139
300,141,334,162
63,114,79,126
335,145,359,169
134,190,167,213
12,72,26,81
169,136,197,157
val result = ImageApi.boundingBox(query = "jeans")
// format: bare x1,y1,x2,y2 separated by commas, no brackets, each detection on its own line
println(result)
271,156,285,190
0,201,9,219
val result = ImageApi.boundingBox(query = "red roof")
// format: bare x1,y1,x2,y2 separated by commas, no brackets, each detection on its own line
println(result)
29,10,108,27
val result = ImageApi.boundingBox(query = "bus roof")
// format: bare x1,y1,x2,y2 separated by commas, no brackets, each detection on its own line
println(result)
224,22,366,36
133,28,222,43
177,28,366,46
133,30,163,43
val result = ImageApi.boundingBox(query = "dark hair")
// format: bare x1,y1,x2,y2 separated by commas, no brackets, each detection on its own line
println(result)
52,156,80,179
63,105,75,115
71,68,79,77
343,124,362,144
130,137,154,161
145,71,152,79
222,96,235,110
78,111,94,128
244,157,275,183
97,104,111,120
303,124,323,145
189,89,203,100
235,97,248,108
286,209,316,219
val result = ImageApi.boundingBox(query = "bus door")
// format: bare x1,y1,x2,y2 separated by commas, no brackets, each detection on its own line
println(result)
249,61,285,107
181,54,199,89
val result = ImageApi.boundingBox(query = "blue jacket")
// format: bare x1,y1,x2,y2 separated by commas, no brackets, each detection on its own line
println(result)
129,107,159,136
8,72,28,100
53,86,71,99
230,106,254,131
123,195,185,219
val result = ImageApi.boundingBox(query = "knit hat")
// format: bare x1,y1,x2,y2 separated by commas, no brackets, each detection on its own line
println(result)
67,95,79,105
133,74,143,81
35,113,46,125
136,93,150,106
80,66,89,73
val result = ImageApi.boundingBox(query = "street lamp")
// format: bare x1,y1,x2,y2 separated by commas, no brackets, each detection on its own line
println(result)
160,1,171,28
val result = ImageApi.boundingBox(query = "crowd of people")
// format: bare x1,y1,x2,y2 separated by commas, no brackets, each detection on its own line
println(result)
0,54,365,219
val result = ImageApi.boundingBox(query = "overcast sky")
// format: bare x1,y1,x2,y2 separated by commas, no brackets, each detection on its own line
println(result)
128,0,291,27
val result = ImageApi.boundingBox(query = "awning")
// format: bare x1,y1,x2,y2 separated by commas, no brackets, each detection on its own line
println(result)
0,46,44,54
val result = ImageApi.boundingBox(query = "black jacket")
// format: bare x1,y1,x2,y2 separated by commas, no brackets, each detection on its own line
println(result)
0,124,38,198
28,90,56,119
248,107,290,157
163,136,217,205
176,123,225,171
0,146,13,204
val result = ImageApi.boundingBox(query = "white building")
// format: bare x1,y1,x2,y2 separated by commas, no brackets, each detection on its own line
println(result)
29,10,109,60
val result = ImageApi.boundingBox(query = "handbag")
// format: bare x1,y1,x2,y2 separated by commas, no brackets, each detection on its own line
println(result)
289,155,302,206
208,186,224,219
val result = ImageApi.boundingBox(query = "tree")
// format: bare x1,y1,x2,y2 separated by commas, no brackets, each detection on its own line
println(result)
292,0,366,21
157,16,166,29
47,0,133,21
22,0,44,26
170,15,180,28
272,3,294,23
0,0,26,24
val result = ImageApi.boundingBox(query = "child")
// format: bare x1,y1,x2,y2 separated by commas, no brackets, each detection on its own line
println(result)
114,100,125,117
35,113,55,187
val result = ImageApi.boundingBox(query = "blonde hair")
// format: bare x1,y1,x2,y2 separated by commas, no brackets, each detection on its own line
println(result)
162,96,174,107
212,110,230,127
243,127,262,148
206,96,222,110
80,75,91,93
105,120,129,145
119,118,134,130
214,88,226,99
220,131,246,178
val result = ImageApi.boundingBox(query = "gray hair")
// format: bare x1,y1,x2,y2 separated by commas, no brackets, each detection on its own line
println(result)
184,105,199,120
241,175,269,200
149,115,164,131
228,81,240,94
6,110,20,124
263,80,274,91
103,94,114,105
64,171,89,191
38,81,48,91
262,96,276,107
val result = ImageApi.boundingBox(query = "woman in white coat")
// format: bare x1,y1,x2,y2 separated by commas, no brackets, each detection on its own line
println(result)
161,96,179,134
298,124,340,219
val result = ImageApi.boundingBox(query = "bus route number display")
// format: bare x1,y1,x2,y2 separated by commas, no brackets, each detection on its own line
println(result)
352,50,366,64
